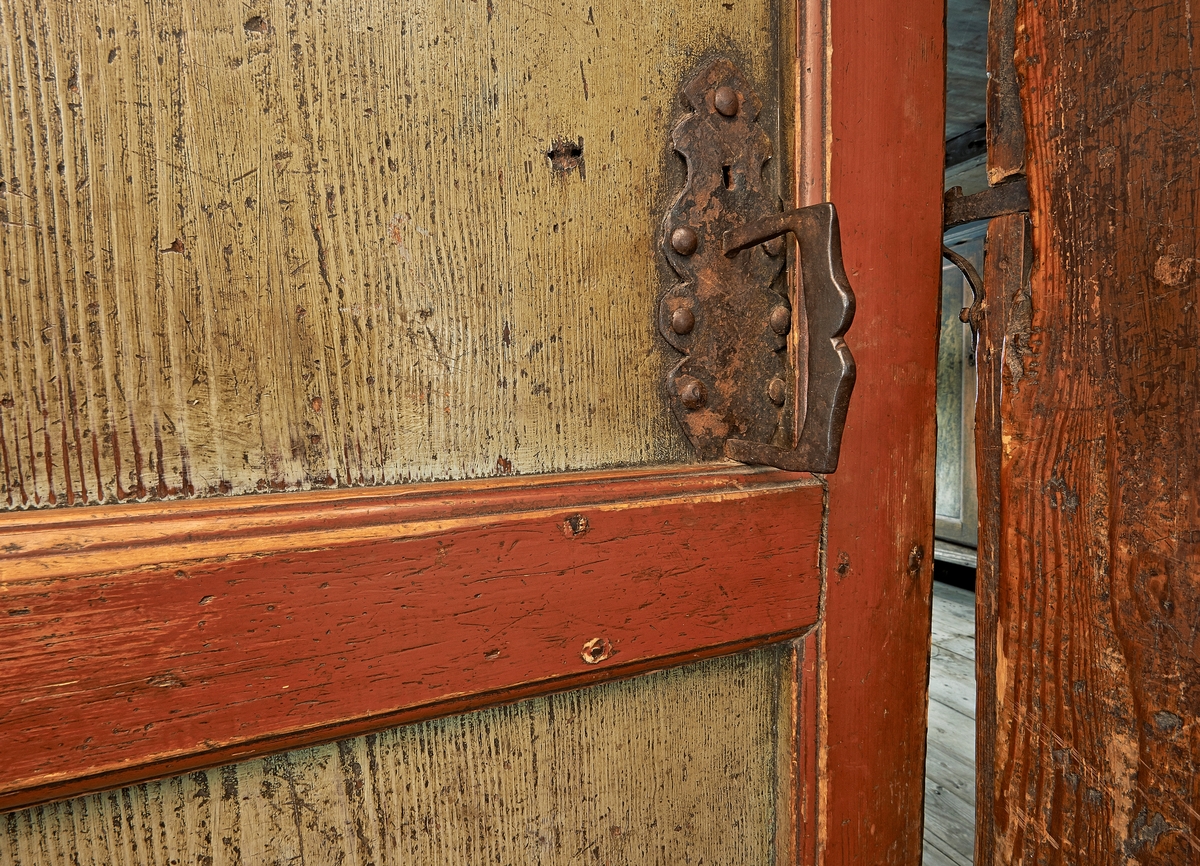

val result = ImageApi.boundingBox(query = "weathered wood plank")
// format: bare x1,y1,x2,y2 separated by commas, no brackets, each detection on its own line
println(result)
0,465,824,811
984,0,1025,182
973,211,1025,866
924,835,971,866
820,0,944,860
929,646,977,720
925,772,976,864
929,692,977,772
927,733,975,808
0,0,790,507
0,646,791,865
984,1,1200,861
933,583,977,661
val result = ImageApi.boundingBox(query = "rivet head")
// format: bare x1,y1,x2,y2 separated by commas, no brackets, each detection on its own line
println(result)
671,306,696,335
671,226,699,256
763,236,785,257
678,376,707,409
769,305,791,335
768,377,787,406
714,86,739,117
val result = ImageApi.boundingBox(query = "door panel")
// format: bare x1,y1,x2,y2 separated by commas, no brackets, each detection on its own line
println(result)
0,0,789,505
0,0,947,860
2,645,795,865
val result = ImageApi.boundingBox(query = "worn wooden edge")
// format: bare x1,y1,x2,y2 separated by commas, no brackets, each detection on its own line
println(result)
0,464,825,814
974,213,1029,866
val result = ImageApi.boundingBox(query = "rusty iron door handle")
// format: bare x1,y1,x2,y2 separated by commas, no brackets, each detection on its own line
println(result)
722,204,857,473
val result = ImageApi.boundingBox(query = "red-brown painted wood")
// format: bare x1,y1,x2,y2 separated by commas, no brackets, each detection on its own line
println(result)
819,0,945,861
0,465,824,812
982,1,1200,861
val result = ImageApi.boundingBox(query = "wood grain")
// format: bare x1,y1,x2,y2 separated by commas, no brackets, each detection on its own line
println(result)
819,0,944,861
984,1,1200,861
0,464,824,812
1,646,794,865
0,0,789,507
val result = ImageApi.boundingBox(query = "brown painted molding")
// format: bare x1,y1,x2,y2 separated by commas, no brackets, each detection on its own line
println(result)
0,465,824,812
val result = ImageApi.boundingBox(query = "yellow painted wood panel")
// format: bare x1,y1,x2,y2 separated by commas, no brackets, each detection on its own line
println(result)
2,647,791,865
0,0,785,507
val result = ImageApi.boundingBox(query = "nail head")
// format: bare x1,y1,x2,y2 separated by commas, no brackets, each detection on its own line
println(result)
671,226,699,255
679,376,706,409
769,305,791,335
671,306,696,335
768,377,787,406
714,86,739,117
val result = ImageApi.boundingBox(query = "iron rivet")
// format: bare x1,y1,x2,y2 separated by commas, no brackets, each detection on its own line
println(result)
678,376,706,409
769,305,791,335
768,377,787,406
714,86,739,117
671,306,696,335
671,226,699,255
764,236,785,257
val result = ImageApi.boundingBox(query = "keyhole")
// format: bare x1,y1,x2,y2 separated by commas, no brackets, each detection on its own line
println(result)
722,164,733,189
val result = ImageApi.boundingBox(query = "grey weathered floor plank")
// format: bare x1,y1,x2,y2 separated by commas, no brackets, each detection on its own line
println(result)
923,580,976,865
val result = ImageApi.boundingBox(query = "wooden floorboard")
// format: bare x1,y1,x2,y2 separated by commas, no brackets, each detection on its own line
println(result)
923,580,976,865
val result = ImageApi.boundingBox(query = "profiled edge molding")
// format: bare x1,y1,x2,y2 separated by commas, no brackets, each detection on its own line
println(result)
0,465,825,812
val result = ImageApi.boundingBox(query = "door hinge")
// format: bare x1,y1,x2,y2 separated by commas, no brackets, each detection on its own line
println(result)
659,58,856,474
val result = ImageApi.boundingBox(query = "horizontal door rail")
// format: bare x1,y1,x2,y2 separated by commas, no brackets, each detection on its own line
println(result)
0,465,825,812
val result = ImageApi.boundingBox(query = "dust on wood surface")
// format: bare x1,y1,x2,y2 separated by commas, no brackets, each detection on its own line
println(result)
2,646,790,865
0,0,785,508
986,1,1200,862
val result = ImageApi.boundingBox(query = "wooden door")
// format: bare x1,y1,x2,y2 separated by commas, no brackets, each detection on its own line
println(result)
975,0,1200,863
0,0,944,863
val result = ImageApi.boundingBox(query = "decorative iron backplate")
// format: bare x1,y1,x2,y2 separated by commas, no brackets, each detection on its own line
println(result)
660,58,857,473
659,59,789,459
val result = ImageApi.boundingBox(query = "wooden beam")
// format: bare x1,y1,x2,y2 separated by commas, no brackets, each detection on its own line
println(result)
0,465,825,812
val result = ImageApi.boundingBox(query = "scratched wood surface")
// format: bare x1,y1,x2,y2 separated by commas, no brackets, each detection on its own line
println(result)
1,645,793,865
981,1,1200,862
0,0,787,508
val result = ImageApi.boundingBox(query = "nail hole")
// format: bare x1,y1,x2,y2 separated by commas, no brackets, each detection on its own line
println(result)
722,164,733,189
244,15,269,34
581,637,613,664
562,514,590,538
547,137,585,178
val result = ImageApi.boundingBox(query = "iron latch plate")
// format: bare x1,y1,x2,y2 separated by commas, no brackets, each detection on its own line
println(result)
659,59,856,473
